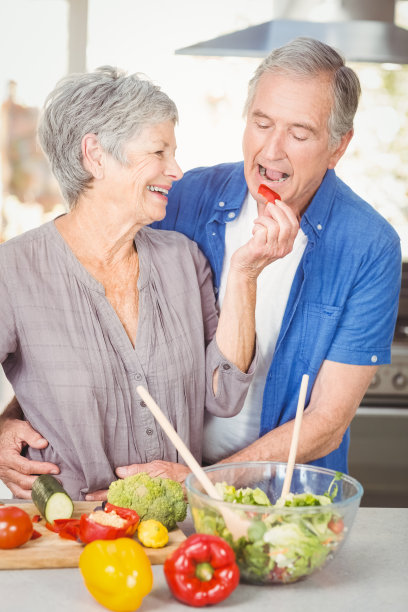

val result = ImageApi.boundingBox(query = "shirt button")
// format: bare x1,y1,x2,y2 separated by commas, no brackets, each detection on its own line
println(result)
371,355,378,363
317,224,323,230
212,232,216,236
228,212,235,219
140,400,146,407
222,363,231,370
133,373,142,381
218,201,225,207
146,428,153,436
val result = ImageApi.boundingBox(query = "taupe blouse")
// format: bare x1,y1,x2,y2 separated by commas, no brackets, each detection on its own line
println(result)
0,221,257,499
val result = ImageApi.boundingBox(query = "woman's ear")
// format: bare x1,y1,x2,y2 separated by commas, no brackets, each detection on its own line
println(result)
82,133,104,178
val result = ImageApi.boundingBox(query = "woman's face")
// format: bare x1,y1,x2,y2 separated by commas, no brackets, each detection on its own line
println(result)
102,120,183,225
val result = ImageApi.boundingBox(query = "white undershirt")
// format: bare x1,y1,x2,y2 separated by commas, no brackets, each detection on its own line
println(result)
202,191,307,464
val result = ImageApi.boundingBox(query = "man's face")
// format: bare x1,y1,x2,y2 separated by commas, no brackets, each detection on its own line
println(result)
242,71,352,216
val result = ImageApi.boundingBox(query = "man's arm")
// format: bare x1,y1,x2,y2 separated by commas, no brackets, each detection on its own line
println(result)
222,360,377,465
0,396,59,499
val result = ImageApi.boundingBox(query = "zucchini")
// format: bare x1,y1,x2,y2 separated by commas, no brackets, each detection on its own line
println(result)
32,475,74,523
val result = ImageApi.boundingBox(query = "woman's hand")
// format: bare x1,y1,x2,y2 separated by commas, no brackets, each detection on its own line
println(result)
85,460,190,502
116,460,190,483
0,418,59,499
231,199,299,280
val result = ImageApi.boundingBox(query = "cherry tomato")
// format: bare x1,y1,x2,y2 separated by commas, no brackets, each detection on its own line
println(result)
0,506,34,549
328,517,344,534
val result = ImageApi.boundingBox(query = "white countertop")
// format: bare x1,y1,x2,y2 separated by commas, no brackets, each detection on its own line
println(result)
1,507,407,612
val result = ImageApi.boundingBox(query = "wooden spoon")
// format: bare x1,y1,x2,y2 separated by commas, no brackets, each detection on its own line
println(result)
277,374,309,503
136,385,251,539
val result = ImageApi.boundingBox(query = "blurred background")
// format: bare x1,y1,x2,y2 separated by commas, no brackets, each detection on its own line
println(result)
0,0,407,504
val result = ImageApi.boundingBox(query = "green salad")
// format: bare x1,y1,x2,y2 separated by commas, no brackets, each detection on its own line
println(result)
191,473,346,584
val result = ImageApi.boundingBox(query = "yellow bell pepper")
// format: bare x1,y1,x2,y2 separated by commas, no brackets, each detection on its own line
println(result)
138,519,169,548
79,537,153,612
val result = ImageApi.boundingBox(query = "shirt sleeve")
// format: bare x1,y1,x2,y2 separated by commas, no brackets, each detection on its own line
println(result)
190,241,259,416
326,236,401,365
0,267,18,363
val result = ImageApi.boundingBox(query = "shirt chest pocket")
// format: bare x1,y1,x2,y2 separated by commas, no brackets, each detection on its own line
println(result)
300,302,342,373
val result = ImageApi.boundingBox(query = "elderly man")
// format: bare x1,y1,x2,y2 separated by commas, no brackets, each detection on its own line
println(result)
0,38,401,499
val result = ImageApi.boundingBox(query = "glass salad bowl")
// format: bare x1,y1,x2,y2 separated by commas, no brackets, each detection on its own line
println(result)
185,461,363,585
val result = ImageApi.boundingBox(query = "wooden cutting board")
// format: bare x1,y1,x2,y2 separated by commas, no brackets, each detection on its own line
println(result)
0,501,186,569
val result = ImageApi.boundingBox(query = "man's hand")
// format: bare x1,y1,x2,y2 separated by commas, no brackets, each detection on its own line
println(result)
85,460,190,502
0,418,59,499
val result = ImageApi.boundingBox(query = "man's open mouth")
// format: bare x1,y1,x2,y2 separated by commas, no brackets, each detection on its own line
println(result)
259,165,289,183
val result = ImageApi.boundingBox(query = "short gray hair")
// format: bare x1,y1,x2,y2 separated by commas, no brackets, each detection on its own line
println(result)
38,66,178,208
244,37,361,147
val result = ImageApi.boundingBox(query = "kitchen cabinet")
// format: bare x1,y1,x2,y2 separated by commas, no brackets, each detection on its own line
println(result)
349,407,408,507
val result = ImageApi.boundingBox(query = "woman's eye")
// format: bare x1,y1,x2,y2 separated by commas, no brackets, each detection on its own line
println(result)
256,122,269,130
155,150,164,157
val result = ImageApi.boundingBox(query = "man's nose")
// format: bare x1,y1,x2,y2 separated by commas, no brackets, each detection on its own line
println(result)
263,129,286,159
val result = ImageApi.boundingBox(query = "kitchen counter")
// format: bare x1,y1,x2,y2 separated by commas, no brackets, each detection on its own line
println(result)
1,508,407,612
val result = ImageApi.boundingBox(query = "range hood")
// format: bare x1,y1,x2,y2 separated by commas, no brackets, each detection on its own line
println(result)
175,0,408,64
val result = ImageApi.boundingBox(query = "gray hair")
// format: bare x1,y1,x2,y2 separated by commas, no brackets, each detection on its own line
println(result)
244,37,361,147
38,66,178,208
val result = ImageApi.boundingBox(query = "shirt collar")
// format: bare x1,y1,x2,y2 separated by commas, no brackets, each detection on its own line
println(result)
211,161,247,214
301,169,337,239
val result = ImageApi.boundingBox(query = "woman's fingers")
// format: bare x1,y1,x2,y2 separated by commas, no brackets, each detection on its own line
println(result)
254,200,299,255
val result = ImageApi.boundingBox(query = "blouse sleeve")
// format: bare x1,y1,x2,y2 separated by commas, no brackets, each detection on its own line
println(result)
0,265,18,363
191,242,259,418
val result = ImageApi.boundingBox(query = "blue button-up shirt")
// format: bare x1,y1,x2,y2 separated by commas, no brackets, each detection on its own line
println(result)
153,162,401,472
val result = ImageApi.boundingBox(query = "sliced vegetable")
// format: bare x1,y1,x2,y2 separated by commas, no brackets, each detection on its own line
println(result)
32,474,74,523
0,506,34,549
164,534,240,607
45,503,140,544
46,518,80,540
258,183,280,204
79,537,153,612
30,529,42,540
138,519,169,548
79,503,140,544
194,475,346,584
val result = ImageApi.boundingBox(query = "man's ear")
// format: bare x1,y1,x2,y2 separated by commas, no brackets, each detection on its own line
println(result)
82,133,104,178
328,129,354,169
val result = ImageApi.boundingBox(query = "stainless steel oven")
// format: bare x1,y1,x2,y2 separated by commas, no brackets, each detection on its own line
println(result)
349,263,408,507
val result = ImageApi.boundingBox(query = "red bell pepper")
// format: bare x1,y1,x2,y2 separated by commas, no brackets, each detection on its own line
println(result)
45,503,140,543
164,534,240,607
258,183,280,204
46,518,81,540
79,503,140,544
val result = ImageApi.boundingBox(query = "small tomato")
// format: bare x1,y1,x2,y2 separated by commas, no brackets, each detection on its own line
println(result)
0,506,34,549
328,517,344,534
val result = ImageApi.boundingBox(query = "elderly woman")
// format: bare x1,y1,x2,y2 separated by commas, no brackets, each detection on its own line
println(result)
0,67,297,500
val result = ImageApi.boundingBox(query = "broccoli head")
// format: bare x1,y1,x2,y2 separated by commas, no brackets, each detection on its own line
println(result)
107,472,187,531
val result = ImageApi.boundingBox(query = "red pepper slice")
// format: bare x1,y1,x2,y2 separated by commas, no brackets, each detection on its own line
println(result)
164,534,240,607
258,183,280,204
30,529,42,540
32,514,42,523
46,518,81,541
78,504,140,544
